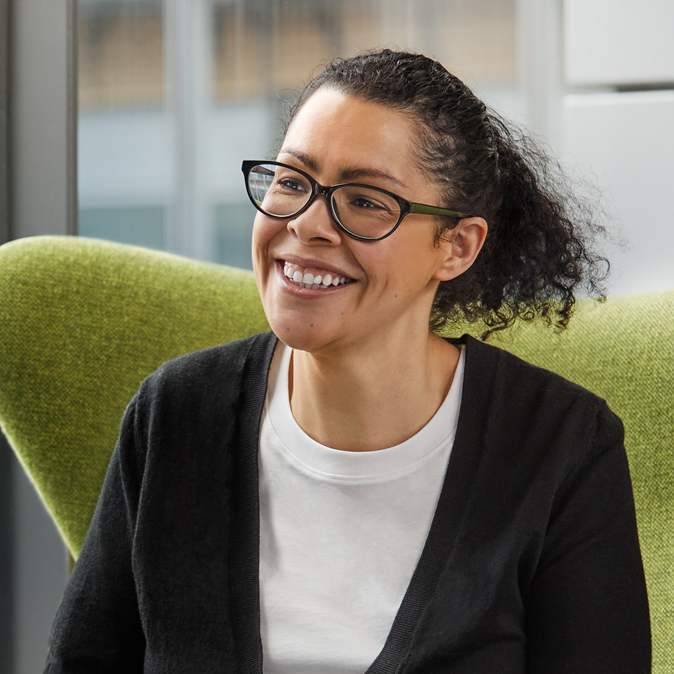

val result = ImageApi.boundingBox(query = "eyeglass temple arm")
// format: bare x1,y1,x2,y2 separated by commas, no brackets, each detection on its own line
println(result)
409,203,468,218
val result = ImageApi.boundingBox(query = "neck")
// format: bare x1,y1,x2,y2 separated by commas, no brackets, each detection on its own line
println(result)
289,331,460,452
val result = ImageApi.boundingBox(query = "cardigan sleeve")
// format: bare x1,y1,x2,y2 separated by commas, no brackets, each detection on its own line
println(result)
524,401,651,674
44,393,146,673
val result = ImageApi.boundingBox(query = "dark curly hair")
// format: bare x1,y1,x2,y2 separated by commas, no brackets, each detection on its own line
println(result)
283,49,610,338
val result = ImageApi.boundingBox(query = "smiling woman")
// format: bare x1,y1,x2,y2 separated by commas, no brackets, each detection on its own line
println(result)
45,51,651,674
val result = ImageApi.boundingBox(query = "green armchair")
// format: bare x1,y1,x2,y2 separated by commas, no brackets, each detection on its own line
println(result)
0,235,672,671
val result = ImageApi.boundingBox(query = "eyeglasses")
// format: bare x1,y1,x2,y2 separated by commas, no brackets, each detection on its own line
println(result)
241,160,471,242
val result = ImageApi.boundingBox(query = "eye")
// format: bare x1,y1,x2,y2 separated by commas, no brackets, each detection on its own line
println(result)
350,195,387,211
278,177,306,192
274,170,311,194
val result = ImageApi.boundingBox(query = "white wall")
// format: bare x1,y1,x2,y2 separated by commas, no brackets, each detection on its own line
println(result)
563,91,674,295
561,0,674,296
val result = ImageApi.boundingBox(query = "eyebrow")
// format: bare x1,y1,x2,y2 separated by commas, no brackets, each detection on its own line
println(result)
279,147,407,189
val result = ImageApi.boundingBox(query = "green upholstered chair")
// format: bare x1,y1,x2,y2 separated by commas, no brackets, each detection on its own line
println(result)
0,235,672,671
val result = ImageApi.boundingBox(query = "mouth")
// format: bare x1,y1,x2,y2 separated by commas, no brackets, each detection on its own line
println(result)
281,260,356,290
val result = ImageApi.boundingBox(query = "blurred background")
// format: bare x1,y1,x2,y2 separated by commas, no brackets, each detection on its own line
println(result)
1,0,673,670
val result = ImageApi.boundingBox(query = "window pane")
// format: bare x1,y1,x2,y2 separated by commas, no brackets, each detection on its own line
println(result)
78,0,518,268
79,205,166,249
79,0,164,109
78,0,169,254
212,0,516,102
213,202,257,269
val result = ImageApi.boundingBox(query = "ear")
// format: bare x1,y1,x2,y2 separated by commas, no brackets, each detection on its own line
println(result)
433,217,488,282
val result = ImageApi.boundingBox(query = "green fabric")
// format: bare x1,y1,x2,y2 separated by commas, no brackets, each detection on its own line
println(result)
0,235,671,671
0,235,269,557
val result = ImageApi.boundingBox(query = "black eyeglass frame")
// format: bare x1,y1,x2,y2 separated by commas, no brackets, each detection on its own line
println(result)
241,160,472,242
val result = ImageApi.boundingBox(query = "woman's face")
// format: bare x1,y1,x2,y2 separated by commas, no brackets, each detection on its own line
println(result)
252,87,459,354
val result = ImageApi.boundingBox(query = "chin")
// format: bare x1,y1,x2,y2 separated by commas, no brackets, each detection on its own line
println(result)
267,315,340,354
271,325,330,353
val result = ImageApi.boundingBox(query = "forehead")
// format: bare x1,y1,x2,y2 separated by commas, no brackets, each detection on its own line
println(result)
282,88,424,185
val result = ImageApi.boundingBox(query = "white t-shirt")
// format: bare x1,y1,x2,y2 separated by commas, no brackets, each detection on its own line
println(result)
258,342,465,674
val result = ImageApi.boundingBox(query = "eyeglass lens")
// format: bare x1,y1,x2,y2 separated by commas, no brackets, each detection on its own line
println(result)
247,163,401,239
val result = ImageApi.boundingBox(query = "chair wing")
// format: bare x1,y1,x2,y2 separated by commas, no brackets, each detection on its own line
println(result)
0,235,269,559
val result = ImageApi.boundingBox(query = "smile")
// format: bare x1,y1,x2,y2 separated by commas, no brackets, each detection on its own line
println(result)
283,261,355,289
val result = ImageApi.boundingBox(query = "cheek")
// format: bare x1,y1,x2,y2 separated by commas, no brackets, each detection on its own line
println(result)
252,215,274,286
252,214,281,261
373,230,443,291
251,212,269,247
361,238,415,281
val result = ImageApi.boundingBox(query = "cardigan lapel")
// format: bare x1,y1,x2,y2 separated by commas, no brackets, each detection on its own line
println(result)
364,335,496,674
228,331,279,674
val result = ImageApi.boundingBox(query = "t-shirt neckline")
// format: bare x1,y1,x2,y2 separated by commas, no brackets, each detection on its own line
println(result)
265,342,465,480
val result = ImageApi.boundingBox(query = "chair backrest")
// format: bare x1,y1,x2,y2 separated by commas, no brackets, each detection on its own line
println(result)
1,235,671,671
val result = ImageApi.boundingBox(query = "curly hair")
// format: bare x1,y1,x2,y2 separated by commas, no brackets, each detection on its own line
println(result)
284,49,610,338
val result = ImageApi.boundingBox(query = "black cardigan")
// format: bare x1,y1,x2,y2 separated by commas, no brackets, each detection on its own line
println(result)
45,332,651,673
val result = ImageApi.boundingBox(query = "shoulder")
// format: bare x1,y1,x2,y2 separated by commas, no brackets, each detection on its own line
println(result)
453,335,629,554
135,330,278,414
116,331,278,474
458,334,624,448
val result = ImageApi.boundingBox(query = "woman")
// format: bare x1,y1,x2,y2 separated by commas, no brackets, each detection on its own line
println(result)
46,51,651,673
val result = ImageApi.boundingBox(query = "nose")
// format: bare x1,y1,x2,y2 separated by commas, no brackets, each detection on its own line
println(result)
287,193,342,246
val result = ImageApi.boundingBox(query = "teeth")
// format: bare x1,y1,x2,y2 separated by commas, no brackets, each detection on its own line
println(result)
283,262,354,290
